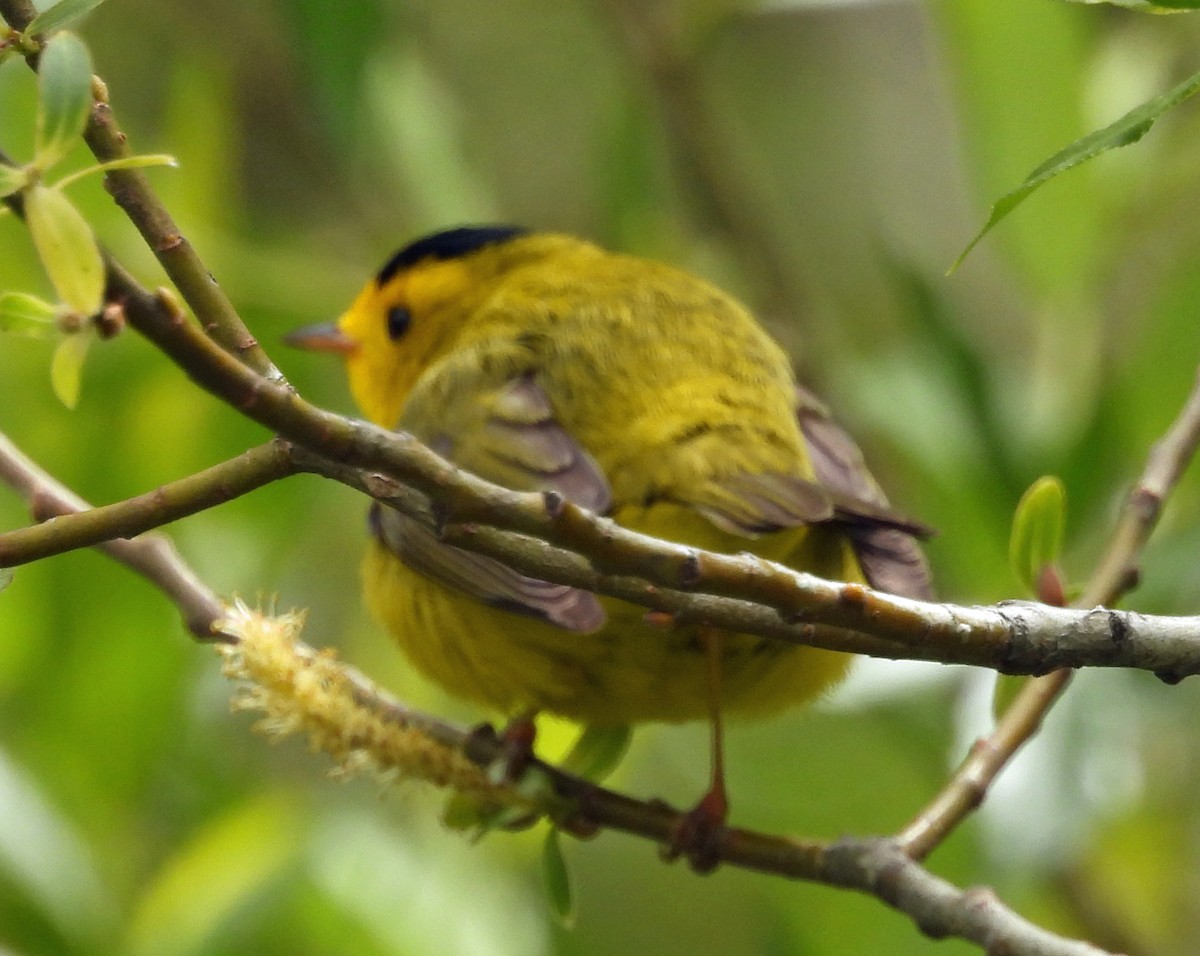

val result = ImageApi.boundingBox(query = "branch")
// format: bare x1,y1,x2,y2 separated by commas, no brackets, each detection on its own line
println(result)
0,437,297,566
897,363,1200,859
0,425,1119,955
1084,362,1200,608
218,603,1113,956
0,429,225,638
6,386,1200,677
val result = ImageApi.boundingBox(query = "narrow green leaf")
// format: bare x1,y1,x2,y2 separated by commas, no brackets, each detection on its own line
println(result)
24,184,105,315
26,0,109,38
53,153,178,191
953,67,1200,271
0,292,58,336
1009,476,1067,594
34,32,93,171
0,568,13,593
559,724,632,783
541,828,575,928
0,164,30,198
50,331,91,408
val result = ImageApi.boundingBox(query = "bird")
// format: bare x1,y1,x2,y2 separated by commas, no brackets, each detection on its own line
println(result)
287,226,931,862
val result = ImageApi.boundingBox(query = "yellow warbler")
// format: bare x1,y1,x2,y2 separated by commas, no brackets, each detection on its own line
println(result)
290,227,931,848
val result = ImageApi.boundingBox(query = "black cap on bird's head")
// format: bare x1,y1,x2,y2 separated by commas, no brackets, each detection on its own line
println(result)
374,225,530,286
285,224,537,427
285,224,530,357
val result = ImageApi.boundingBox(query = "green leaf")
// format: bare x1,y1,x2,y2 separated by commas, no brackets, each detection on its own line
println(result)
953,67,1200,271
53,153,178,191
541,828,575,928
24,183,105,315
50,330,91,408
0,568,12,593
0,292,58,336
34,31,93,171
1009,476,1067,594
26,0,109,36
0,164,30,198
558,724,632,783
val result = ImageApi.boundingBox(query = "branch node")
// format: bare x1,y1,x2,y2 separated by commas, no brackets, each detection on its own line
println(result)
1106,610,1129,648
845,582,870,604
1128,486,1162,524
679,549,702,587
153,286,187,324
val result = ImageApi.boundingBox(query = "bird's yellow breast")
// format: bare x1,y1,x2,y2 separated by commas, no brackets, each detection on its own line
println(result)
362,507,856,724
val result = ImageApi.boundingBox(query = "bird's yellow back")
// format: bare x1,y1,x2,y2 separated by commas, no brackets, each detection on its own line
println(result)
322,228,930,725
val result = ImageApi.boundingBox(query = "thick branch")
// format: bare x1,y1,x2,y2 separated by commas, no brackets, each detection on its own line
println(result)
253,612,1113,956
6,414,1200,676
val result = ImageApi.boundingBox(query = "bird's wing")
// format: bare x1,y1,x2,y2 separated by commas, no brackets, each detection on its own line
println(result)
372,373,610,633
688,385,932,601
794,385,934,601
694,471,835,535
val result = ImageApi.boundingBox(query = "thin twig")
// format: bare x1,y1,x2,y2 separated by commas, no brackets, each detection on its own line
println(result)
896,669,1072,860
1083,362,1200,608
896,363,1200,860
0,438,298,566
0,430,225,638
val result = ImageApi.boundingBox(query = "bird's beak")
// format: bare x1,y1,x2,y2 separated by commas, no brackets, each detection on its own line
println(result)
283,322,358,355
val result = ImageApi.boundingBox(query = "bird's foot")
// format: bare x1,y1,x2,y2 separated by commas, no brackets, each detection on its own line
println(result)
464,714,538,785
662,786,728,873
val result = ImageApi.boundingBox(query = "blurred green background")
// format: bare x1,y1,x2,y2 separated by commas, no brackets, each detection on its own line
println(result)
3,0,1200,953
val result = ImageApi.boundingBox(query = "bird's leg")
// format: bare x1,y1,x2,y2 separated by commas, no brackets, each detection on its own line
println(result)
664,627,729,872
699,628,729,822
466,709,539,784
497,709,539,782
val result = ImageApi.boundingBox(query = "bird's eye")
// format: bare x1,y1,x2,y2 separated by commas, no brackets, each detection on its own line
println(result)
386,305,412,340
